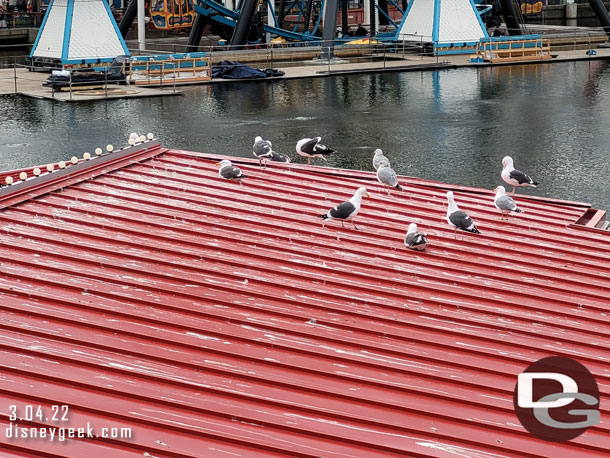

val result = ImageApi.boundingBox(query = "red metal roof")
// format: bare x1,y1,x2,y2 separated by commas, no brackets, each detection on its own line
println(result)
1,142,609,457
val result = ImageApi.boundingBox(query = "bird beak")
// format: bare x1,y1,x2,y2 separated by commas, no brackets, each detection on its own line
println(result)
215,162,220,166
366,193,370,198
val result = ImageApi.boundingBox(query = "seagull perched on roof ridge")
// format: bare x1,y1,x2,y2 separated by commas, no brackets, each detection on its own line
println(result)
446,191,480,238
217,159,247,183
404,223,429,251
252,136,274,166
501,156,538,194
376,163,403,194
320,187,369,230
494,185,523,219
372,149,391,171
296,137,334,165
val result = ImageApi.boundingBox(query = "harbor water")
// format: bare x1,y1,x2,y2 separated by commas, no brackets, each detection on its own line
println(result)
1,60,610,211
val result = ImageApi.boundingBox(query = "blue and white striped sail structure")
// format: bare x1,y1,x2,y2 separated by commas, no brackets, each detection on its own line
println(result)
395,0,489,47
30,0,129,65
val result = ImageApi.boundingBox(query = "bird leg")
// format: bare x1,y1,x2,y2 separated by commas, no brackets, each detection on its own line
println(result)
454,227,457,239
511,186,516,195
307,157,311,165
352,221,359,230
341,221,345,228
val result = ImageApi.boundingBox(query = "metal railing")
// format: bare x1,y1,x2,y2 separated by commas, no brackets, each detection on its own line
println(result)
1,29,607,99
0,12,45,29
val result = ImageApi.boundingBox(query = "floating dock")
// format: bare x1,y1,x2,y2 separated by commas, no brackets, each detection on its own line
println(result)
0,142,609,456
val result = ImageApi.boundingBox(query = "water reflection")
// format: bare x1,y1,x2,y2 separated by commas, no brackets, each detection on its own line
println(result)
1,61,609,210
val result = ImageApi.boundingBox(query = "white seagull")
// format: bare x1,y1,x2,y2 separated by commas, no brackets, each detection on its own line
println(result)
501,156,538,194
404,223,429,251
252,136,274,166
320,187,370,230
218,159,247,183
446,191,481,238
296,137,334,165
372,149,391,171
494,185,523,219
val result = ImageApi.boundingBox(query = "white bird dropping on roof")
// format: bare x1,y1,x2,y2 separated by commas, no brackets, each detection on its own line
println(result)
494,185,523,219
218,159,247,183
446,191,481,238
372,149,391,171
376,163,403,194
501,156,538,194
320,187,369,230
404,223,429,251
252,136,274,166
296,137,334,165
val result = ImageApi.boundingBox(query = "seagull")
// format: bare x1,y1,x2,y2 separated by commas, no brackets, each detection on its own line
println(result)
501,156,538,194
269,150,291,163
446,191,481,238
320,187,370,230
494,185,523,219
372,149,391,171
376,163,403,194
296,137,334,165
404,223,429,251
217,159,247,183
252,136,274,166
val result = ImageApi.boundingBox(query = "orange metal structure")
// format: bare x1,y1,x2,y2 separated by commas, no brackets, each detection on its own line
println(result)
0,142,609,457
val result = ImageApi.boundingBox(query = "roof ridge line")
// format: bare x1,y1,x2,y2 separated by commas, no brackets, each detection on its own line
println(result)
0,142,164,211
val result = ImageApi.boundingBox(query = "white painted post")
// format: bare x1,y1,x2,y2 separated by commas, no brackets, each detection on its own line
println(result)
138,0,146,51
363,0,378,35
566,0,577,27
267,0,273,43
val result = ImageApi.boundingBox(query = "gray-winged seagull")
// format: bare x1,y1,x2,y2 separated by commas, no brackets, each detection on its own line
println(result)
494,185,523,219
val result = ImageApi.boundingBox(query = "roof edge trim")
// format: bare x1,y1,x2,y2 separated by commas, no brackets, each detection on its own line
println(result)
0,142,164,211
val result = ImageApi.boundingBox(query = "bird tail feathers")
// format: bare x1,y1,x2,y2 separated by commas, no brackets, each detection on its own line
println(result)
395,184,403,191
320,214,329,220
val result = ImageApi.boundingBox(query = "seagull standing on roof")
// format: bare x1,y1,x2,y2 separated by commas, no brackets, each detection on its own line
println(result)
404,223,429,251
320,187,370,230
218,159,247,183
252,136,274,166
494,185,523,219
372,149,391,171
376,163,403,194
269,150,291,163
501,156,538,195
296,137,334,165
446,191,481,238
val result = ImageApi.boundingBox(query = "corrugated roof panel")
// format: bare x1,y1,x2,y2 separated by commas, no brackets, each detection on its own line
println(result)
1,143,609,457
